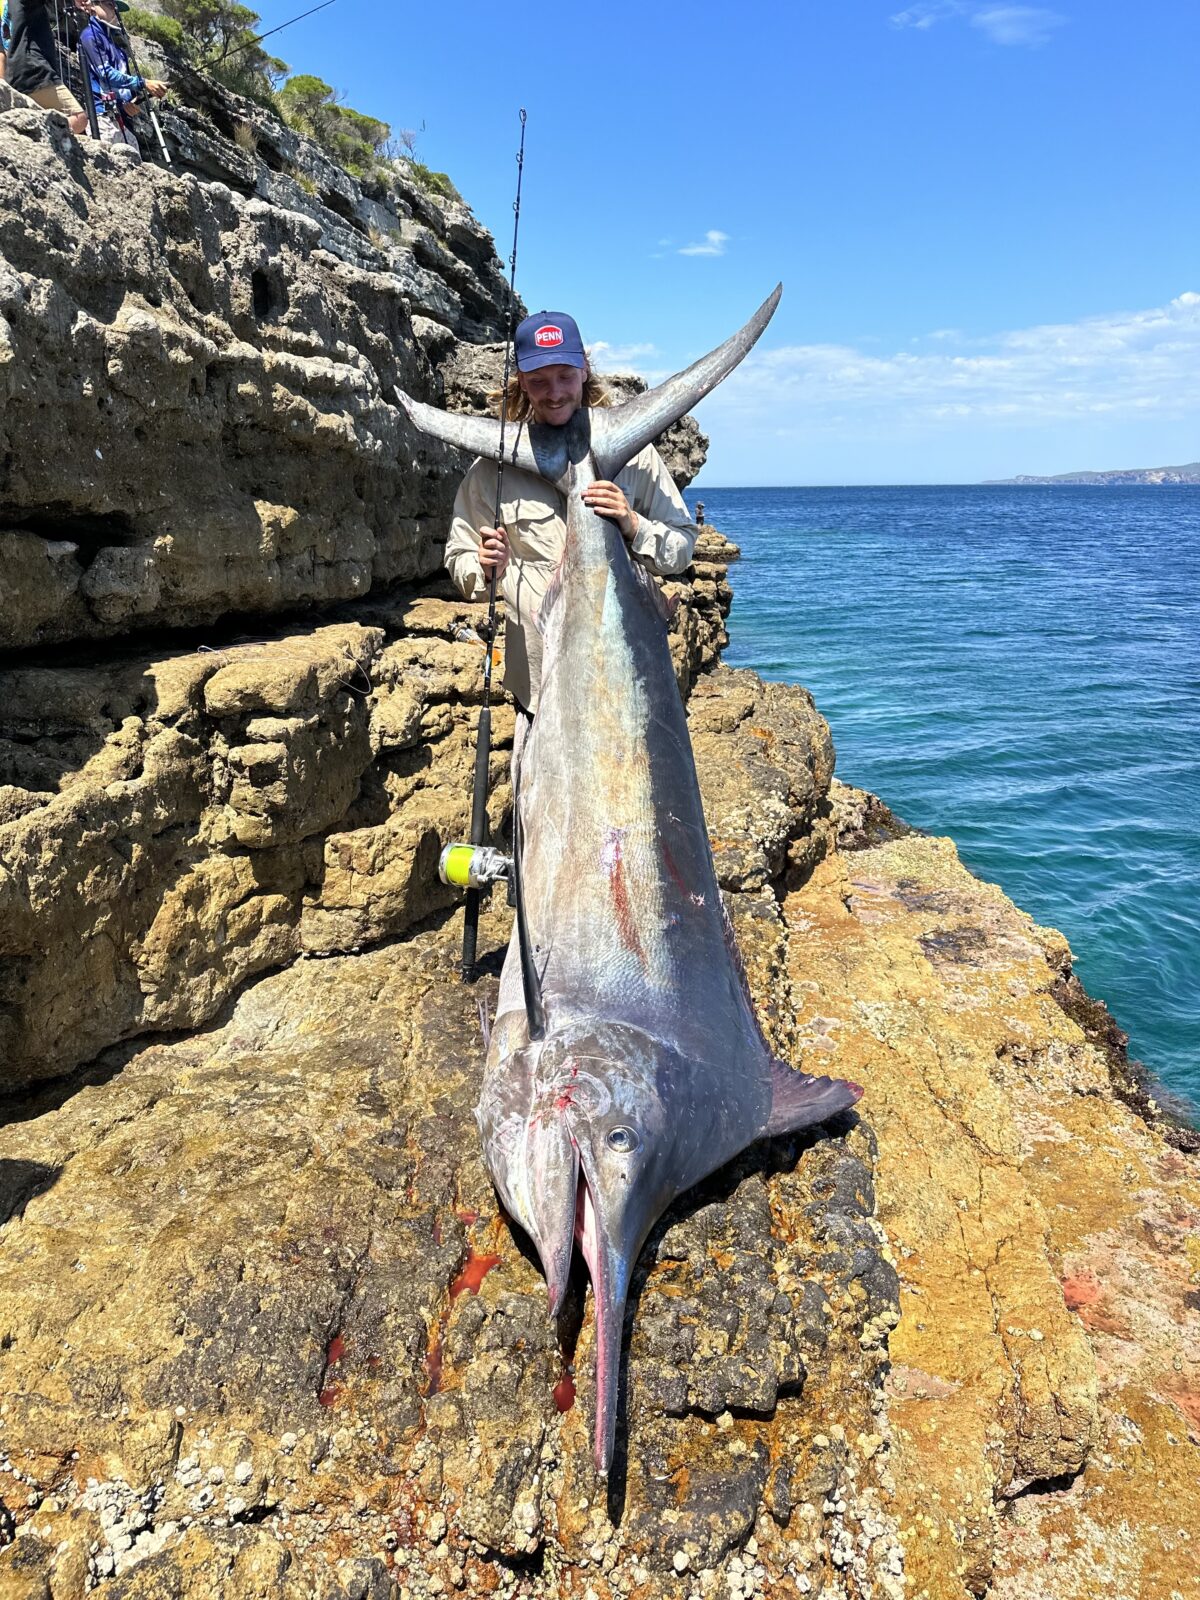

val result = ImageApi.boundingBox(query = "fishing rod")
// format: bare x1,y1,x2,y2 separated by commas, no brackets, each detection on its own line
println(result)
116,15,171,163
50,0,84,101
210,0,337,65
76,36,101,139
51,0,98,136
459,107,527,982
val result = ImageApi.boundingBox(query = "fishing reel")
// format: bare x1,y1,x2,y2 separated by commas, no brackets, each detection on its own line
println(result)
438,843,512,898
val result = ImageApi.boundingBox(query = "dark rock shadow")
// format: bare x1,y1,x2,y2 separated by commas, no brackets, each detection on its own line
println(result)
596,1109,864,1526
0,1158,60,1226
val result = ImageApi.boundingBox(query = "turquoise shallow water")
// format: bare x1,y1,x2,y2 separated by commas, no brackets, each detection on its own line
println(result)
683,485,1200,1115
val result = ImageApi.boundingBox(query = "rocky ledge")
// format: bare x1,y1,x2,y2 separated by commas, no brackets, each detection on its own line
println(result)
2,666,1197,1600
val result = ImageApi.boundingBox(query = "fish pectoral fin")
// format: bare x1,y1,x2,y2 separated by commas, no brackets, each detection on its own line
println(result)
764,1060,863,1137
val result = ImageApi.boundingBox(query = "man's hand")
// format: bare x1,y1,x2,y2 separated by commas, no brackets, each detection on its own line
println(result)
144,79,168,98
582,481,639,542
478,526,509,585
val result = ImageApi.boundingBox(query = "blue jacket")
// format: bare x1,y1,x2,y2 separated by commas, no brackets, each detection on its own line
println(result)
78,17,144,107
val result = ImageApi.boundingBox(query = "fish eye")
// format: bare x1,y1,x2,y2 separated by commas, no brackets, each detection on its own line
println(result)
606,1126,640,1155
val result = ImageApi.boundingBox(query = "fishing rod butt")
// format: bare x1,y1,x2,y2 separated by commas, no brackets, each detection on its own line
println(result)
460,888,481,981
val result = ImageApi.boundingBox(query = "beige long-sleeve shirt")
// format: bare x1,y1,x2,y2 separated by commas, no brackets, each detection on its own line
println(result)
444,443,698,713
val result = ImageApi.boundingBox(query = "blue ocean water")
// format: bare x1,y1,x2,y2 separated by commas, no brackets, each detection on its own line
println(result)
683,485,1200,1114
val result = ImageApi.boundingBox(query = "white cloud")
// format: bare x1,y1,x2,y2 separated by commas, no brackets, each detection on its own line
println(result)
971,6,1064,45
587,339,660,370
891,1,966,28
679,230,729,258
695,292,1200,434
891,0,1064,44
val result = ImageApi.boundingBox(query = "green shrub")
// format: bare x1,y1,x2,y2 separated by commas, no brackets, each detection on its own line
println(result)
157,0,287,100
123,7,186,51
407,161,460,202
126,0,452,204
277,73,390,175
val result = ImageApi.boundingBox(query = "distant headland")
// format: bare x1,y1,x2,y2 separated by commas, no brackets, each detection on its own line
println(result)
985,460,1200,485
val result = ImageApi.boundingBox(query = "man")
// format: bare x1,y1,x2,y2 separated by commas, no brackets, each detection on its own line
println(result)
445,311,698,715
4,0,88,133
78,0,165,158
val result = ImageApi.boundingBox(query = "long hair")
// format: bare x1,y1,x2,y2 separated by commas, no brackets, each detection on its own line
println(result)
489,367,612,423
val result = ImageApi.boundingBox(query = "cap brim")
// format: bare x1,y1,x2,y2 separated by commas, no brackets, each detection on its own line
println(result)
516,350,586,373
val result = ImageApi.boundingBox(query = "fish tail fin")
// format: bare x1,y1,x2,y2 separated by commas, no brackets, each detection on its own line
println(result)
394,391,543,475
765,1060,863,1137
589,283,782,480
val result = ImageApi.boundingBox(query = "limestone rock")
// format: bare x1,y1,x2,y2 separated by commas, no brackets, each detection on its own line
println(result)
690,667,835,891
782,834,1200,1598
0,104,490,651
0,562,737,1094
0,618,470,1089
7,730,1192,1599
0,900,897,1600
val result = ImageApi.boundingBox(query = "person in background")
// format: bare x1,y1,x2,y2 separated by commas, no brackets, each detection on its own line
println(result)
78,0,165,157
444,311,698,718
3,0,88,133
1,1,12,79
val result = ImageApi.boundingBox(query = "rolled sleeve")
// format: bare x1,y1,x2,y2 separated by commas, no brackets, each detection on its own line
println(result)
622,446,698,576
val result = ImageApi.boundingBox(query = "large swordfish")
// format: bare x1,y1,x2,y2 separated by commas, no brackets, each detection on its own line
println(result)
399,287,862,1475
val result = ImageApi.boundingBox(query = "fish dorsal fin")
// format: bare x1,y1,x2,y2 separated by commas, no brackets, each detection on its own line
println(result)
590,284,782,481
512,749,547,1041
765,1062,863,1137
533,553,567,637
394,392,574,488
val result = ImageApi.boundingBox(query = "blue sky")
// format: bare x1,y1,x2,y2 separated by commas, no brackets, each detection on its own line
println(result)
251,0,1198,484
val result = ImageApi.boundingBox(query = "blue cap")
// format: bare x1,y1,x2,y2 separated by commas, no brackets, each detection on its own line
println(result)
514,311,586,372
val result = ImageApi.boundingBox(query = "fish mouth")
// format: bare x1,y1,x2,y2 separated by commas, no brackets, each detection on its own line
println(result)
523,1087,639,1476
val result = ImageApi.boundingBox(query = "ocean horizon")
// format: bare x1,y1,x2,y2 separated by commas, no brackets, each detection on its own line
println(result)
682,483,1200,1119
688,480,1200,490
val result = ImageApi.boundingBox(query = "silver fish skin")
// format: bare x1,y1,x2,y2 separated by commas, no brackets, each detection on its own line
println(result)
397,286,862,1475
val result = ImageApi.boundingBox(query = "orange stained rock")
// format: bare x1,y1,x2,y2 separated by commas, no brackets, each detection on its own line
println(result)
784,834,1200,1600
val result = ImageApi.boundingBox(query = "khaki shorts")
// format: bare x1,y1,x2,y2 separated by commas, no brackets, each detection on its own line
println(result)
29,83,85,117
